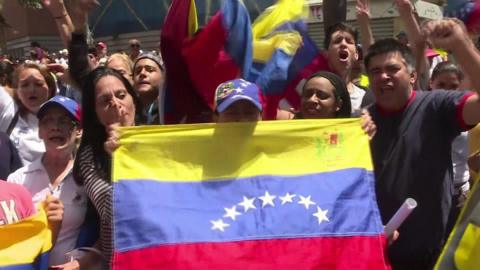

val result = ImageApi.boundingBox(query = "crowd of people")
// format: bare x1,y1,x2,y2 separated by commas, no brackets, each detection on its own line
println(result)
1,0,480,269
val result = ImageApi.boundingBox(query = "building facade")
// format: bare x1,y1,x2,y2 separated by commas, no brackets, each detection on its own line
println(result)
0,0,444,58
307,0,443,48
0,0,66,58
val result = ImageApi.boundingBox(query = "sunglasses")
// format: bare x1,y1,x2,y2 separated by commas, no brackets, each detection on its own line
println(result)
130,44,140,48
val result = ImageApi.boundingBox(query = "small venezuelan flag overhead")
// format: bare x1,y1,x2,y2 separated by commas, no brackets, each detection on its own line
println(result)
248,0,330,119
112,119,391,270
161,0,211,124
182,0,253,110
0,208,52,270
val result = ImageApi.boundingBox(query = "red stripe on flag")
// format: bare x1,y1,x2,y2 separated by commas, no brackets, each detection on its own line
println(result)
161,0,213,124
182,14,241,110
113,236,391,270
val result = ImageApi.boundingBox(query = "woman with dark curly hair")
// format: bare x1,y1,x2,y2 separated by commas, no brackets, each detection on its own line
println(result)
276,71,375,138
73,67,143,268
296,71,352,119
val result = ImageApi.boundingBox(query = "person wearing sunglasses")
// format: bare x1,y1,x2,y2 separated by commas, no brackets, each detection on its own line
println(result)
128,39,142,62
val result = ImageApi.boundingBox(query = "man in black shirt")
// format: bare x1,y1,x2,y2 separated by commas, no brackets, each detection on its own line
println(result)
364,19,480,270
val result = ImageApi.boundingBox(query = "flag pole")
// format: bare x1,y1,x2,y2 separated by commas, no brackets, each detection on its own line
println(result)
323,0,346,35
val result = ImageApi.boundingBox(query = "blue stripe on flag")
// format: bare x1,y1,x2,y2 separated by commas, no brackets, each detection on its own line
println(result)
222,0,253,77
0,252,49,270
114,168,383,252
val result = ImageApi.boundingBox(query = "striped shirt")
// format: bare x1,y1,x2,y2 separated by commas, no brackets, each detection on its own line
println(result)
75,144,113,268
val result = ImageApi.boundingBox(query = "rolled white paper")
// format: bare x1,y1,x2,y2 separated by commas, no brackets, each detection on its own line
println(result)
384,198,418,237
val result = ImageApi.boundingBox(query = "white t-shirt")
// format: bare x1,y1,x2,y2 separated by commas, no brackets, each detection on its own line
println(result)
9,113,45,166
350,85,366,115
452,132,470,192
429,55,444,78
56,58,68,66
7,158,88,266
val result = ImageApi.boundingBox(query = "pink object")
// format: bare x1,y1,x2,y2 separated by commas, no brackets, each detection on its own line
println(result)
425,48,440,58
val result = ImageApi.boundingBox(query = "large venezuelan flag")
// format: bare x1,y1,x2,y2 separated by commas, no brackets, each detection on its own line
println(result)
112,119,391,269
0,208,51,270
182,0,253,110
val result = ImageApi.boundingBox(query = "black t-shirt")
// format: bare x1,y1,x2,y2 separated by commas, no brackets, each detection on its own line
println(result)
359,85,376,109
368,90,472,269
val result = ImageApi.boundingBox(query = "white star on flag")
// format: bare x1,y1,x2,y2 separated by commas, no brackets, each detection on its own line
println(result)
211,219,230,232
239,81,249,87
258,191,276,207
223,206,241,221
238,196,256,212
234,88,244,94
298,195,316,210
279,193,296,205
312,206,330,224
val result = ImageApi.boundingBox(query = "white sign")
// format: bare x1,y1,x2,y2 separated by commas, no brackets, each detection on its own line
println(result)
414,0,443,20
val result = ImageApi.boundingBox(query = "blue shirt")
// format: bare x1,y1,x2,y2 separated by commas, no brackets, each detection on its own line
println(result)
369,90,473,269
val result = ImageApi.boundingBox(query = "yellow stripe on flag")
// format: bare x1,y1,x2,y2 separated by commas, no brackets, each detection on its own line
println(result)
113,119,373,183
252,0,307,39
0,207,52,267
188,0,198,37
251,0,307,64
253,32,303,62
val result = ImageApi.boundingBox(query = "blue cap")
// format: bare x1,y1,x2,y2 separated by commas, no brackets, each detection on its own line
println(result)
37,95,81,123
214,79,262,113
